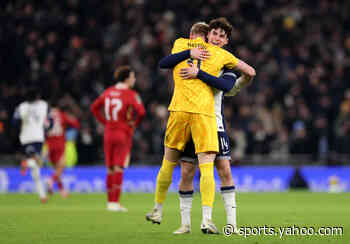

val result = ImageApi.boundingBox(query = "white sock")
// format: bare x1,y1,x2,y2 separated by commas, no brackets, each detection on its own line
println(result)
202,205,212,221
26,158,36,168
179,191,193,226
221,188,237,227
155,203,163,212
31,163,46,199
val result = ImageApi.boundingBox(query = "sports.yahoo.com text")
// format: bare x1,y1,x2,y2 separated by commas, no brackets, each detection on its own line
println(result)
223,224,344,238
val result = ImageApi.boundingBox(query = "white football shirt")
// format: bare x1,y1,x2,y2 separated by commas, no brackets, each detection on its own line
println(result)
14,100,49,144
213,69,237,132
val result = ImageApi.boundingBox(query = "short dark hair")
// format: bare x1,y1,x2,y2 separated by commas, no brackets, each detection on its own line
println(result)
26,87,40,102
113,65,132,82
209,17,233,38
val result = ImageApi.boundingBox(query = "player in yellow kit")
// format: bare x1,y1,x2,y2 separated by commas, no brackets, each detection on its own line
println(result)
146,22,242,233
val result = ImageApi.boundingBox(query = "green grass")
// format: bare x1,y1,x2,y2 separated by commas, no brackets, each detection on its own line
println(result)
0,192,348,244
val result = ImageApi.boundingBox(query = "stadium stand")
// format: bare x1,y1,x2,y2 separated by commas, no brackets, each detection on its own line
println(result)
1,0,350,165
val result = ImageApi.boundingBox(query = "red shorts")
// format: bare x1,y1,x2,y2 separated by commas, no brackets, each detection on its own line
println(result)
47,143,65,165
104,130,132,168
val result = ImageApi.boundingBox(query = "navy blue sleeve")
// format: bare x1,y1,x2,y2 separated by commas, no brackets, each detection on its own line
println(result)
46,108,54,131
159,50,191,69
197,69,237,92
12,108,21,128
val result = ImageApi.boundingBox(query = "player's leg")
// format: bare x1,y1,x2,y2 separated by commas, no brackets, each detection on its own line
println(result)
45,143,54,194
113,165,125,205
47,143,67,197
20,156,29,176
106,132,130,212
112,139,131,212
107,165,128,212
104,134,117,210
173,161,196,234
54,153,68,198
24,143,47,203
215,131,237,231
154,147,179,207
147,111,190,224
197,152,218,234
46,145,57,195
179,161,196,191
174,140,196,234
146,146,180,223
106,163,128,212
215,159,237,232
192,113,219,234
46,165,55,195
106,165,118,211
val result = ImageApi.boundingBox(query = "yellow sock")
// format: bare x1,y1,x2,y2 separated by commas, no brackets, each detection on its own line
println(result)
199,162,215,207
155,158,177,204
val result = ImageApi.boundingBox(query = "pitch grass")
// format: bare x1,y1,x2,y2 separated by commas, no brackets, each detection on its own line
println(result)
0,192,348,244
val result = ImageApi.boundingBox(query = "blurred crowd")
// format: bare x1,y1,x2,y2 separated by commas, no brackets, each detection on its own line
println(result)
1,0,350,165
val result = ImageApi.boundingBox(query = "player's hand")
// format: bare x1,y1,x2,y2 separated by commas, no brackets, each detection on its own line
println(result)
179,63,199,79
190,47,210,60
126,106,136,129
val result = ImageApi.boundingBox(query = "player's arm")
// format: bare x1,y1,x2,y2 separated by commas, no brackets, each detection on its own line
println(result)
225,74,253,97
159,50,190,69
12,107,21,128
62,112,80,130
45,108,54,131
90,95,107,125
225,59,256,97
159,48,209,69
222,51,256,93
224,59,256,96
179,63,237,92
130,93,146,127
234,59,256,85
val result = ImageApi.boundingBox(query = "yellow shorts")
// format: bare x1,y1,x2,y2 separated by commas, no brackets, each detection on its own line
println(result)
164,111,218,154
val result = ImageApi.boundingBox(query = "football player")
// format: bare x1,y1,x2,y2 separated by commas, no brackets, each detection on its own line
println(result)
91,66,145,212
14,87,51,203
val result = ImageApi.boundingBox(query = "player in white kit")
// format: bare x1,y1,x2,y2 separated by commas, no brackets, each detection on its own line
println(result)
13,87,50,203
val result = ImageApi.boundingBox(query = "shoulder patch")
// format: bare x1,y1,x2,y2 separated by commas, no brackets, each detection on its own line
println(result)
135,94,142,104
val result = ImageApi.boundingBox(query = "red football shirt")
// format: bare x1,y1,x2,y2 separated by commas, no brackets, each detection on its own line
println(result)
46,108,80,145
90,84,145,134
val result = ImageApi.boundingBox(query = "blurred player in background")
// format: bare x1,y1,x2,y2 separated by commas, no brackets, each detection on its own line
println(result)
146,21,246,234
91,65,145,212
14,87,50,203
46,100,80,197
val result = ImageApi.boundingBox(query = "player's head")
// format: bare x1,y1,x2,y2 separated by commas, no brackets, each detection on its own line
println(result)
25,87,41,103
189,22,209,40
114,65,136,88
207,17,232,48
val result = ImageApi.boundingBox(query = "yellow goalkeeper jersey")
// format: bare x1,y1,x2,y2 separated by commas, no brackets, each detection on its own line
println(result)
168,37,239,117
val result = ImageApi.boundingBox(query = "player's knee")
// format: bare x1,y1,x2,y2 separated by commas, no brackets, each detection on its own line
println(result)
197,152,216,163
107,165,123,174
58,155,66,166
114,166,123,173
217,166,232,184
164,147,181,162
182,162,195,179
182,169,195,184
107,167,114,174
